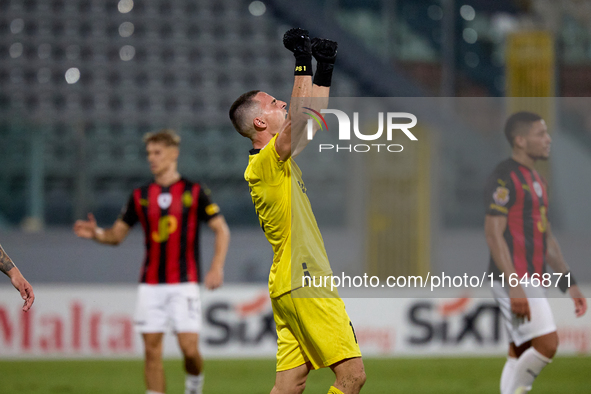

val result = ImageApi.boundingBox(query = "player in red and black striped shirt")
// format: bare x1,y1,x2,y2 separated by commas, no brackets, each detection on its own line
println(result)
485,156,550,280
484,112,586,394
74,129,230,394
119,176,219,285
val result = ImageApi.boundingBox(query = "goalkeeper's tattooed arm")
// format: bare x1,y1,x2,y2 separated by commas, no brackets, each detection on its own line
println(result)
0,243,35,312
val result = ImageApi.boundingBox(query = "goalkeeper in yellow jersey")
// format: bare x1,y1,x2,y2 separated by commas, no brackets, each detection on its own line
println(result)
229,28,365,394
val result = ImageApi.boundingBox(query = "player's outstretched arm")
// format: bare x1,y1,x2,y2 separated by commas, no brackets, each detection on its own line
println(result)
73,213,130,246
546,222,587,317
0,243,35,311
204,215,230,290
276,28,313,161
292,38,337,157
485,214,530,320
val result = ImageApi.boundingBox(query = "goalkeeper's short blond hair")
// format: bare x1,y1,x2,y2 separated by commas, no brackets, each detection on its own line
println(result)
143,129,181,147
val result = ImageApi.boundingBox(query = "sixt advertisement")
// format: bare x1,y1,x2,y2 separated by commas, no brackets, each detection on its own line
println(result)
0,285,589,358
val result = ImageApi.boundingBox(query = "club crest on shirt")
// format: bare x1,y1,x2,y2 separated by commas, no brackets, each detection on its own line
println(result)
157,193,172,209
493,186,510,206
533,181,543,198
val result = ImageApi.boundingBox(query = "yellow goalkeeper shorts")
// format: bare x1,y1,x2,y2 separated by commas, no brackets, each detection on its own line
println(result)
271,292,362,371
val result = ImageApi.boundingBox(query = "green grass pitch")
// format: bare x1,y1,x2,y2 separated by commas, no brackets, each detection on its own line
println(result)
1,356,590,393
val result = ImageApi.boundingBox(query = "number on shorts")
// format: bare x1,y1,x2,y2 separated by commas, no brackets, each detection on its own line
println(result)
302,262,312,286
349,321,358,343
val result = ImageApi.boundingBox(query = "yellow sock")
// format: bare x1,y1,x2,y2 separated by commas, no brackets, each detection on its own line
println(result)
328,386,345,394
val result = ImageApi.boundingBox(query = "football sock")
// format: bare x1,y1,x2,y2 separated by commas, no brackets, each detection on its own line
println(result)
500,356,517,394
184,373,204,394
506,348,551,394
327,386,345,394
146,391,164,394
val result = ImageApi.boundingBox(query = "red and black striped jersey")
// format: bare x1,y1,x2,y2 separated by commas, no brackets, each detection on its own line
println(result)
485,158,549,278
119,178,220,284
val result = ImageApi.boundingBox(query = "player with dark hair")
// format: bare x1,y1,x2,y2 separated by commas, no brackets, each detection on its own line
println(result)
74,129,230,394
484,111,587,393
0,243,34,312
503,111,544,147
230,29,365,394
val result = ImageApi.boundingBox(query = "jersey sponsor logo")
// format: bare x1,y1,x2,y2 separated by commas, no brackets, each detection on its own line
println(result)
533,181,543,198
182,191,193,208
151,215,178,243
493,186,510,206
157,193,172,209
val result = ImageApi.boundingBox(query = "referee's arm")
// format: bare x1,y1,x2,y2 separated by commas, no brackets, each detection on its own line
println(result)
484,214,530,320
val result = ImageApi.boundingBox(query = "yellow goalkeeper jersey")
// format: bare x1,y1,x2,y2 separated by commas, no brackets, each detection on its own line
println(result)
245,134,333,298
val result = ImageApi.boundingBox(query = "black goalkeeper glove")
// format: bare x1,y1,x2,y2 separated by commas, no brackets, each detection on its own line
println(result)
283,28,313,76
311,37,338,87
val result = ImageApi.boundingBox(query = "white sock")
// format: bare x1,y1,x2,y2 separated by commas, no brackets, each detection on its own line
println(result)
146,391,165,394
185,373,204,394
500,357,517,394
506,348,551,394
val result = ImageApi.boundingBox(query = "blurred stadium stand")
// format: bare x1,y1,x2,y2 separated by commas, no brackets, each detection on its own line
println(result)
325,0,591,97
0,0,367,226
